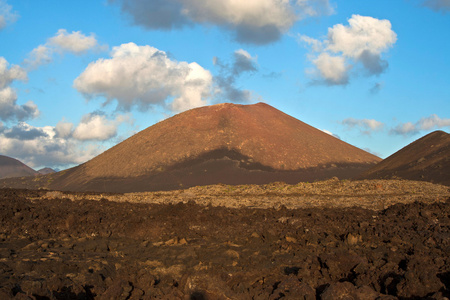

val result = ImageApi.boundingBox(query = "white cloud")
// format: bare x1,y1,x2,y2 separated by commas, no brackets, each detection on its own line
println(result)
320,128,340,139
421,0,450,13
296,0,335,17
341,117,384,134
0,87,39,121
312,52,349,85
0,57,39,122
0,0,18,30
72,113,132,141
25,29,106,69
391,114,450,136
0,57,27,89
326,15,397,59
417,114,450,130
364,119,384,130
299,35,324,52
54,120,74,139
48,29,106,54
74,42,213,112
301,15,397,85
390,122,418,136
0,113,133,168
23,45,53,70
112,0,334,44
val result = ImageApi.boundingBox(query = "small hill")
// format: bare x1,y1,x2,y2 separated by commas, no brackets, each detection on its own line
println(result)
38,168,56,175
359,131,450,186
0,155,37,179
44,102,380,192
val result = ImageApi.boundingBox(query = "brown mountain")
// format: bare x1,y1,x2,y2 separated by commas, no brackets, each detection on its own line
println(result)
359,130,450,186
43,102,380,193
0,155,37,179
38,168,56,175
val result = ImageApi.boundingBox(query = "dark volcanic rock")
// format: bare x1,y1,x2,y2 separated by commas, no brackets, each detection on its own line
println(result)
0,188,449,299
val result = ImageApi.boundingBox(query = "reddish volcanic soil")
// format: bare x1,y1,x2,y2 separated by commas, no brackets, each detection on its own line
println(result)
0,180,449,299
19,102,380,193
360,131,450,186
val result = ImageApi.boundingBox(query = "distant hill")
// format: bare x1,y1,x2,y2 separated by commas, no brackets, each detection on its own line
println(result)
0,155,37,179
359,131,450,186
38,168,56,175
42,102,380,192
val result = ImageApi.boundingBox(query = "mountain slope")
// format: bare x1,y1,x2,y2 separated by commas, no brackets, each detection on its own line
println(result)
0,155,37,179
48,102,380,192
359,131,450,185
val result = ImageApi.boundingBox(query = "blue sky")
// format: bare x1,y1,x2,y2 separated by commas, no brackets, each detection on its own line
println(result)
0,0,449,170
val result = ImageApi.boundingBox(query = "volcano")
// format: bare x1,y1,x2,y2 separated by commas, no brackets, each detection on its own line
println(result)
48,102,380,192
359,130,450,186
0,155,37,179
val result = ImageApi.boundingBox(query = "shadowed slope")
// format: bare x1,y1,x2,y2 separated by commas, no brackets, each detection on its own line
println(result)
0,155,37,179
359,131,450,186
47,102,380,192
48,103,381,192
69,102,381,176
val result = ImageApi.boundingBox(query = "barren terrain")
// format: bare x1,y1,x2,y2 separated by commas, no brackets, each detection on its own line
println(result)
0,156,37,180
360,131,450,186
0,179,449,299
0,103,379,193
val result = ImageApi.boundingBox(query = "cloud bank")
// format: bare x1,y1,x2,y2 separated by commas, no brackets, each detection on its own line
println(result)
0,57,27,89
341,114,450,137
0,57,39,122
74,42,213,112
341,117,384,134
301,15,397,85
0,112,132,169
390,114,450,136
54,112,132,142
1,122,47,140
111,0,335,44
72,113,132,141
0,122,101,169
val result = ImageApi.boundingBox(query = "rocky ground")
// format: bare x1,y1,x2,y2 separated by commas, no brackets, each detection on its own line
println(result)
0,179,449,299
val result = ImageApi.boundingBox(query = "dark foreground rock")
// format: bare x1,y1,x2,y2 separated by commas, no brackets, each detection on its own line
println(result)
0,188,449,299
